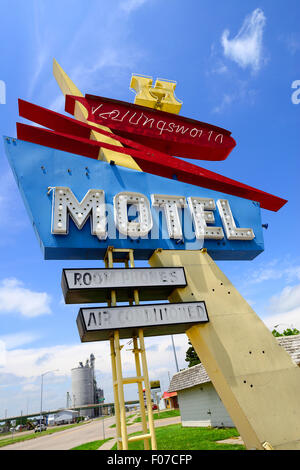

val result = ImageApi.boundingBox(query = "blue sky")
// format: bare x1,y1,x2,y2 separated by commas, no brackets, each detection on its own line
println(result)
0,0,299,418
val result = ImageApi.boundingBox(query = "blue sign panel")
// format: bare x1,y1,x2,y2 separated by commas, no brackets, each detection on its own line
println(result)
4,137,264,260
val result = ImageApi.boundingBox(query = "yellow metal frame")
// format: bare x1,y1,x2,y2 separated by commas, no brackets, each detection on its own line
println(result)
105,247,157,450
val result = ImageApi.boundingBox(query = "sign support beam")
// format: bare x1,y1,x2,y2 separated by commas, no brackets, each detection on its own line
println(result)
149,248,300,450
109,336,122,449
133,336,150,450
114,329,128,450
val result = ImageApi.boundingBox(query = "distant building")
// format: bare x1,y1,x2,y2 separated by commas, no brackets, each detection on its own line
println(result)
48,409,79,426
169,335,300,428
95,386,104,405
71,353,104,418
161,391,178,409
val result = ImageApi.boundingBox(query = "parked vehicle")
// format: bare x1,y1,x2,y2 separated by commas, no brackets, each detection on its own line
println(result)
34,424,47,433
15,425,27,432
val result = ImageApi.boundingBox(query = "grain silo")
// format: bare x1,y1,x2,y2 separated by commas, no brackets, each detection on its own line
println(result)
71,354,95,417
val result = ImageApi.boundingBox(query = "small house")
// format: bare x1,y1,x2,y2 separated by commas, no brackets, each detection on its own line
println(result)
161,391,179,409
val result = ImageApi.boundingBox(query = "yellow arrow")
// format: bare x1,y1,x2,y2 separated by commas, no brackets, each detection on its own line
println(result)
53,59,141,171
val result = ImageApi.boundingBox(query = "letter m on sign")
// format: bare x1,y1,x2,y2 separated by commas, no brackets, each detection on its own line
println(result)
51,187,107,240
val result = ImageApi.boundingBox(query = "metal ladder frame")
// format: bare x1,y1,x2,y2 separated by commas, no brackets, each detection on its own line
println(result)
104,246,157,450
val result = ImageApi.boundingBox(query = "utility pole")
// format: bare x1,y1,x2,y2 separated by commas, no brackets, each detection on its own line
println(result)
171,335,179,372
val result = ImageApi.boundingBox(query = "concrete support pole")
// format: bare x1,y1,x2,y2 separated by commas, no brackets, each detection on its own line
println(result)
149,248,300,450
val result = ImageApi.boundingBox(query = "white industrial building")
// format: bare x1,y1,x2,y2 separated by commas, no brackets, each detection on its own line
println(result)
71,353,104,418
168,335,300,428
48,409,79,426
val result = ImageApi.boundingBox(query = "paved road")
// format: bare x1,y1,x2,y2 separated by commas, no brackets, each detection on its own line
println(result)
0,415,181,450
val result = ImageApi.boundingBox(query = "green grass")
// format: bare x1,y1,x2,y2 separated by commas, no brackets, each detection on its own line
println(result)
111,424,245,450
133,408,180,423
0,421,90,448
109,412,138,428
109,408,179,427
71,438,112,450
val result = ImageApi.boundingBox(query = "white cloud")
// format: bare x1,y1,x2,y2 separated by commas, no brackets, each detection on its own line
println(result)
25,2,149,115
268,284,300,314
21,383,40,393
28,0,50,97
212,93,235,114
120,0,149,13
0,278,51,318
263,307,300,332
250,267,283,284
0,332,41,350
48,94,65,114
0,340,6,367
281,32,300,55
212,63,228,75
212,80,257,114
243,259,300,286
0,333,189,411
68,45,142,96
0,169,29,239
262,283,300,331
2,342,109,379
221,8,266,72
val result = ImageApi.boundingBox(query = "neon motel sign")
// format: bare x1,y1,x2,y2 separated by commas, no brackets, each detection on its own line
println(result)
51,187,255,242
3,69,286,262
4,137,264,260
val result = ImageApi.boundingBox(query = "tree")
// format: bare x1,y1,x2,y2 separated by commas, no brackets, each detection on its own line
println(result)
16,416,28,426
185,340,201,368
272,327,300,337
185,329,299,368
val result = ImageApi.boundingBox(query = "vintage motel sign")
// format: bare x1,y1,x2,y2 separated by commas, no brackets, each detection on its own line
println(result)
4,137,265,261
3,60,287,263
77,301,208,341
62,267,187,303
5,61,299,452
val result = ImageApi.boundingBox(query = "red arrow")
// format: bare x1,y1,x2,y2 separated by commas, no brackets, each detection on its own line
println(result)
17,99,287,212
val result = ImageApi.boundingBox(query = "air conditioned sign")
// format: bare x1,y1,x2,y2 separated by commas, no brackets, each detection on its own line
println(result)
77,301,209,341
